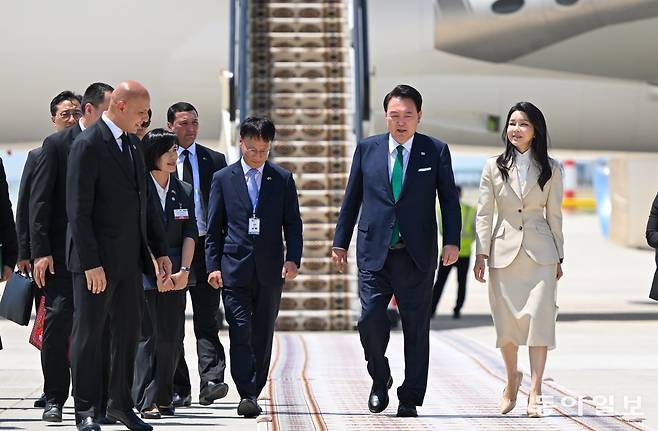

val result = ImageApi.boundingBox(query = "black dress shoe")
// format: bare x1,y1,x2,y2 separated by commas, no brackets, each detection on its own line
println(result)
172,392,192,407
106,407,153,431
158,405,175,416
368,376,393,413
237,398,262,418
34,393,46,408
76,417,101,431
452,309,461,319
397,402,418,417
42,402,63,422
140,407,161,420
199,381,229,406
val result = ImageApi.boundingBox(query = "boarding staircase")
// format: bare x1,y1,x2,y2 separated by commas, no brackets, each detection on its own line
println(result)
226,0,369,330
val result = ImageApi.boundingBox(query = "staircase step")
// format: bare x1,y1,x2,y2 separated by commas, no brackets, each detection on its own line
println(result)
252,33,345,49
284,273,355,293
276,310,355,331
280,292,353,311
251,77,349,94
253,47,347,62
251,18,346,34
252,93,349,109
272,141,351,157
253,3,344,21
275,124,349,141
299,206,340,224
293,173,349,191
276,157,351,175
302,222,337,240
260,108,350,124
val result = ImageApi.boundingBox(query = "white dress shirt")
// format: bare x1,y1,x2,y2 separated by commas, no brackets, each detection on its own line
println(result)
515,148,532,193
150,174,170,211
388,134,414,183
241,157,264,190
177,142,206,236
101,112,126,152
79,118,86,131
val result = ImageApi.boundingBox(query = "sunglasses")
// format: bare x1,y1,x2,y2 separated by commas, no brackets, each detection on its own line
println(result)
140,120,151,128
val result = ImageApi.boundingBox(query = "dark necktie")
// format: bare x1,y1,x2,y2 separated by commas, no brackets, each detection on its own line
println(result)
182,149,194,190
119,133,134,177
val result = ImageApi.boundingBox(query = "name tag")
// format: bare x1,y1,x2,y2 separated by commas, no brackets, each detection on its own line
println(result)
173,208,189,220
249,217,261,235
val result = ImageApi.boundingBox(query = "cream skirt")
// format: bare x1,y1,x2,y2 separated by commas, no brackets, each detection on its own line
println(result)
488,249,558,350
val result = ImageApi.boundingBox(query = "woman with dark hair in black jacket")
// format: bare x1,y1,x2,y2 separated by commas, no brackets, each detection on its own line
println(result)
132,129,197,418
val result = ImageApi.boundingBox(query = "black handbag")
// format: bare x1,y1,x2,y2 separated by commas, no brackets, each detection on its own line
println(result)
0,272,35,326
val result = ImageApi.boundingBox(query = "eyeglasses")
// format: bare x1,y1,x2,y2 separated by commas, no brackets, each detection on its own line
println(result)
243,146,270,156
56,110,82,120
140,120,151,128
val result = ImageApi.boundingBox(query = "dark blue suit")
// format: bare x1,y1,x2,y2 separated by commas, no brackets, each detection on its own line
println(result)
206,160,302,399
333,132,461,406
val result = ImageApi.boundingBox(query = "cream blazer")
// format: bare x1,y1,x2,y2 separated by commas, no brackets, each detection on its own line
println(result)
475,157,564,268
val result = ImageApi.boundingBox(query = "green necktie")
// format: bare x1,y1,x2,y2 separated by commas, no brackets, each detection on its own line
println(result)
390,145,404,246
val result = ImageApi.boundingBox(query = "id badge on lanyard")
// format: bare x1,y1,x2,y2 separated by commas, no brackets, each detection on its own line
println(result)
249,215,260,235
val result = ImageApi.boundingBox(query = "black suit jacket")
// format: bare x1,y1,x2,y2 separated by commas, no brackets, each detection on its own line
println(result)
16,147,41,261
194,144,227,214
333,132,461,273
66,119,167,279
205,160,303,287
143,175,198,289
29,124,82,269
0,158,18,268
646,192,658,301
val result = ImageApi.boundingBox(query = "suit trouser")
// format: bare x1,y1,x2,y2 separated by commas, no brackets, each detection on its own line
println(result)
70,271,142,422
174,237,226,395
222,276,283,399
132,288,186,411
431,256,470,315
41,269,73,405
358,247,434,406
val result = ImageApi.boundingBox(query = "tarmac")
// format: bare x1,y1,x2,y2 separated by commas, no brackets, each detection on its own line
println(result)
1,212,657,430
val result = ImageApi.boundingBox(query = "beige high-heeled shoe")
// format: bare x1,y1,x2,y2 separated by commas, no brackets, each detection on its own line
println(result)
527,393,543,418
499,371,523,414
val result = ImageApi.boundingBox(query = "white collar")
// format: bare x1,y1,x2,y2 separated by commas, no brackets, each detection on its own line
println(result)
177,142,197,157
388,134,414,155
150,172,170,194
79,118,86,131
515,148,532,165
241,158,265,175
101,112,123,141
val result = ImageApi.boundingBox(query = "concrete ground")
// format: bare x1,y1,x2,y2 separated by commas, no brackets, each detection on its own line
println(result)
1,213,657,430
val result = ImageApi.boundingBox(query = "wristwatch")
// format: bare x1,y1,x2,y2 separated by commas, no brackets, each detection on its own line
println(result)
180,266,191,273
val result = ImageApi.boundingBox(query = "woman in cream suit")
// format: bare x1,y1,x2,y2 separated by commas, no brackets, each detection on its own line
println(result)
473,102,564,418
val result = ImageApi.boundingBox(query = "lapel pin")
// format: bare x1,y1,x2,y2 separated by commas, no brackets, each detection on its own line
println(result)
132,145,136,150
421,151,426,156
267,176,272,181
171,196,175,200
203,156,207,160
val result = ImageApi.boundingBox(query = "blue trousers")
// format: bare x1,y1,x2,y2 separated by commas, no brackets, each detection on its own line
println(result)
357,248,434,406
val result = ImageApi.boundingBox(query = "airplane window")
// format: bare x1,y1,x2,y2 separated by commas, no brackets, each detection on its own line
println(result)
491,0,524,14
556,0,578,4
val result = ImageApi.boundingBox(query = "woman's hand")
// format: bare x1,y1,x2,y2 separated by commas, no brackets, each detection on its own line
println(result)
473,254,487,283
556,263,563,281
171,271,190,291
157,276,175,292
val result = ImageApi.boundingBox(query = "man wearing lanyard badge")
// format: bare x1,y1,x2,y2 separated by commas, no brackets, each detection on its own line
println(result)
205,117,303,418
